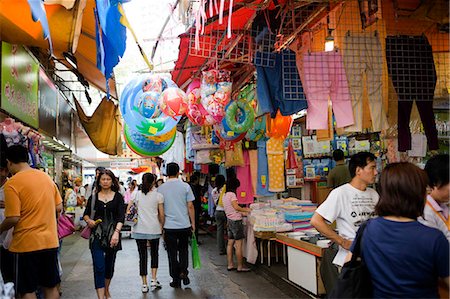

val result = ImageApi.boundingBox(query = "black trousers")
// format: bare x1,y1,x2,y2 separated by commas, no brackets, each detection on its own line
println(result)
136,239,160,276
164,228,191,282
0,247,14,283
386,35,438,151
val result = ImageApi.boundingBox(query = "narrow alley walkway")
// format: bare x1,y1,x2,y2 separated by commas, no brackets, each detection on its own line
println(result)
59,232,299,299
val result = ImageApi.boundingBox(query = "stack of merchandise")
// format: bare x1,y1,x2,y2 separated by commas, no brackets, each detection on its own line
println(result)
249,208,289,232
284,211,315,231
249,197,318,232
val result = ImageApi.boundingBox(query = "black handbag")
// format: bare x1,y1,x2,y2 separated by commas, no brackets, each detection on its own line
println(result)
328,221,373,299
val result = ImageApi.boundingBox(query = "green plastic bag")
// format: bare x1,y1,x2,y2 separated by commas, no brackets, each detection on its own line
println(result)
191,234,201,269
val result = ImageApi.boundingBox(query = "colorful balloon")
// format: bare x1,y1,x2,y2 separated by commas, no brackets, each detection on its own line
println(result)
225,99,255,134
159,87,188,117
120,74,181,137
124,124,176,157
186,79,214,126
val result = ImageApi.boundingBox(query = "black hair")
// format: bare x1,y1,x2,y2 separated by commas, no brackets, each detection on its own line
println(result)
376,162,428,219
6,145,28,164
425,154,449,188
332,149,345,162
95,166,106,173
349,152,376,178
141,173,156,195
166,162,180,177
215,174,226,189
95,169,120,192
226,178,240,193
190,172,200,183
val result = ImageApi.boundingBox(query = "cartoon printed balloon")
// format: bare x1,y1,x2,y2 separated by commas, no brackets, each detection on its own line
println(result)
119,74,181,137
137,91,159,118
159,87,188,118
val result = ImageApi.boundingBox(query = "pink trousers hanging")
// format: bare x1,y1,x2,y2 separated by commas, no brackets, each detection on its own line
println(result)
302,51,354,130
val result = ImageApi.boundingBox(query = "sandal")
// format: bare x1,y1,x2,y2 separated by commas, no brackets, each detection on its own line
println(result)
227,267,237,271
237,268,251,272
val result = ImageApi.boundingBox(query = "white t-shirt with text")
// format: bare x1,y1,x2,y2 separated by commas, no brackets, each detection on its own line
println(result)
316,183,379,266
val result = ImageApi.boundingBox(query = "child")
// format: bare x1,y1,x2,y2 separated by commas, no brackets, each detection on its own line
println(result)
222,178,251,272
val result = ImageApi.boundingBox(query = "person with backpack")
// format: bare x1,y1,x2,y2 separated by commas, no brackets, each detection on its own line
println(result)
127,173,164,293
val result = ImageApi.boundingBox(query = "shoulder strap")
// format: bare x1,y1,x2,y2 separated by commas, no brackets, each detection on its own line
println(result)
426,201,450,229
89,192,96,219
351,220,369,261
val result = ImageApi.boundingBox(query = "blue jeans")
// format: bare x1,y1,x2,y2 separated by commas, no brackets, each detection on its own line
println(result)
91,240,117,289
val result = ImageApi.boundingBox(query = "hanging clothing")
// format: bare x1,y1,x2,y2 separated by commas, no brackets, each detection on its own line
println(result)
236,150,254,204
433,52,450,100
302,51,354,130
256,140,274,197
343,33,388,132
386,35,438,151
161,131,185,171
248,150,258,195
256,51,308,117
266,137,285,192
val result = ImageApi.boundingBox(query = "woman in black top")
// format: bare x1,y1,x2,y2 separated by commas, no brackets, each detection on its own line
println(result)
83,169,125,299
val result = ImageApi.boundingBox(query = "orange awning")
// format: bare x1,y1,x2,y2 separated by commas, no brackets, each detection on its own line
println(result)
0,0,117,98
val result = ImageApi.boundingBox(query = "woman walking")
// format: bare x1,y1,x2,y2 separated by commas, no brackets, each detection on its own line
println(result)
83,169,125,299
127,173,165,293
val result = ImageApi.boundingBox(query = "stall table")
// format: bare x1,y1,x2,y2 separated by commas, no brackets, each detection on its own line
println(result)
276,233,326,296
254,231,279,267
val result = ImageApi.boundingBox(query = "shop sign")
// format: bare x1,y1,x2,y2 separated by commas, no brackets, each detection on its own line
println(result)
1,42,39,128
58,93,72,148
38,69,57,136
110,161,139,168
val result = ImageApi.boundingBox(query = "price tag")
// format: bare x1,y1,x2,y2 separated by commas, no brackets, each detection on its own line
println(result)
227,131,235,137
240,192,246,198
245,141,250,148
360,142,367,147
322,145,329,150
148,126,158,135
261,175,266,188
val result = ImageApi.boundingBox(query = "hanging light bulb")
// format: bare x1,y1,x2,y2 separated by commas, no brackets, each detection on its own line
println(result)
325,31,335,52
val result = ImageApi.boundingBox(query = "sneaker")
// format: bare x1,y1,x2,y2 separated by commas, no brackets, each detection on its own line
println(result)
151,279,162,290
169,280,181,288
141,284,149,293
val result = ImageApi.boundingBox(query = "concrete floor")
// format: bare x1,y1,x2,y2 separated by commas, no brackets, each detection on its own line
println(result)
59,232,302,299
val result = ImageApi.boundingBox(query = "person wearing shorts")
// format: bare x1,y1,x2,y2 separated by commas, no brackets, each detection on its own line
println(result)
0,145,62,298
222,178,251,272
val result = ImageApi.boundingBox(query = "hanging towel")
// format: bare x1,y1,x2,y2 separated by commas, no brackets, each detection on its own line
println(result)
236,150,254,204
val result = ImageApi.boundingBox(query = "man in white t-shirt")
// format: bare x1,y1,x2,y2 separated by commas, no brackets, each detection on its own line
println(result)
311,152,379,268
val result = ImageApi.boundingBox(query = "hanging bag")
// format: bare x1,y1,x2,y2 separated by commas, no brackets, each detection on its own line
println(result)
57,213,76,239
329,221,372,298
125,194,139,226
81,193,96,239
191,234,201,269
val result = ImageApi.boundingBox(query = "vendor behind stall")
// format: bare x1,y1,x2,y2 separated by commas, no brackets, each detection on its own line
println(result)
327,149,351,189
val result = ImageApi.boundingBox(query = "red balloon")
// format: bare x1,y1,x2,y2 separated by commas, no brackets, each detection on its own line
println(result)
159,87,188,117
